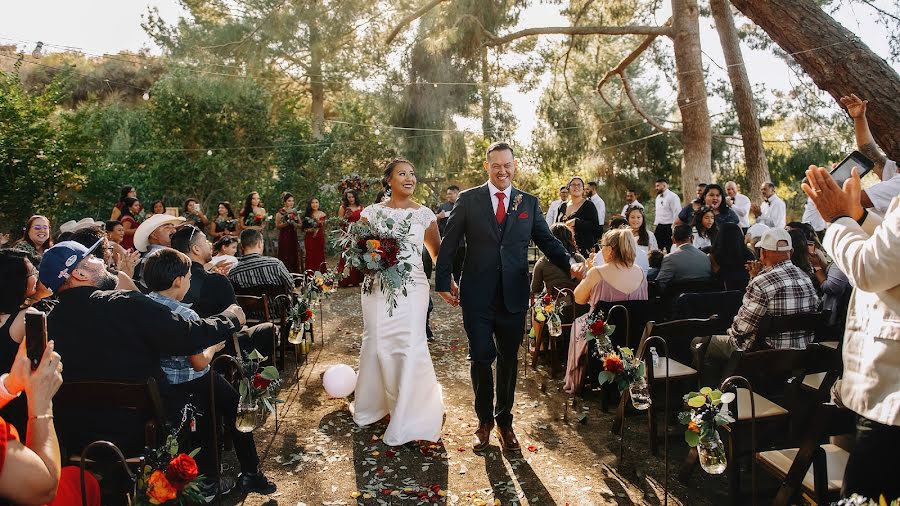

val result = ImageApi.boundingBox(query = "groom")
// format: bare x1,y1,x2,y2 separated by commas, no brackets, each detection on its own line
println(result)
436,142,583,452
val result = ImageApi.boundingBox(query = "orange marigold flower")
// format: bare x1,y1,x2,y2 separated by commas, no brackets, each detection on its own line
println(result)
688,420,700,433
603,355,624,374
146,470,178,504
367,239,381,250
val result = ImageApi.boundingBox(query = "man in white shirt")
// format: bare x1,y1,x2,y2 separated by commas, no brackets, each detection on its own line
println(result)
653,178,682,253
620,189,644,217
841,94,900,217
724,181,751,232
586,181,606,233
802,165,900,501
801,196,827,235
751,182,786,228
545,186,568,226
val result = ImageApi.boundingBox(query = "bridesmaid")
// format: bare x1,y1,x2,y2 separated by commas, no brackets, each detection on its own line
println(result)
209,201,237,240
110,185,136,221
337,190,365,287
118,198,141,250
302,197,327,272
275,192,302,273
182,198,209,228
238,191,267,232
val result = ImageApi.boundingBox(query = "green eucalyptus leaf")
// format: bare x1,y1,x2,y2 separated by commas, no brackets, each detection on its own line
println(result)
688,395,707,408
685,430,700,447
260,366,280,381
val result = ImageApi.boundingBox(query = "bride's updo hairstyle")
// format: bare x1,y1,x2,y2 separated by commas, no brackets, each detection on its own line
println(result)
381,157,416,193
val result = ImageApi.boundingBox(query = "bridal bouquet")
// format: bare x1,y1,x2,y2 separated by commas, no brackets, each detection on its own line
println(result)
281,208,300,225
335,209,417,315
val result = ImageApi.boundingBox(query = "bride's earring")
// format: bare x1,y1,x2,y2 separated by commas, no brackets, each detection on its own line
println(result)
385,187,392,199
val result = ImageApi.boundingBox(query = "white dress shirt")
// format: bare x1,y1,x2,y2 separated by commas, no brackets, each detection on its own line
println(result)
757,194,786,228
487,180,512,215
801,196,827,232
590,194,606,226
730,193,751,228
862,159,899,217
655,190,682,225
621,201,644,217
824,198,900,426
546,199,563,226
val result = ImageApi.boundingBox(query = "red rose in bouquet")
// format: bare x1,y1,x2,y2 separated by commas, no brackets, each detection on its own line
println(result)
253,373,273,390
305,309,313,320
589,320,606,337
603,355,625,374
542,294,553,304
379,238,400,267
165,453,199,491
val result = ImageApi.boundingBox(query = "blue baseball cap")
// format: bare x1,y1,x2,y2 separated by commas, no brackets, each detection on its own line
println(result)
38,239,103,293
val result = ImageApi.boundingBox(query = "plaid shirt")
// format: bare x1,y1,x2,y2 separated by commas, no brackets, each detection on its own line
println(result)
147,292,210,385
727,260,820,350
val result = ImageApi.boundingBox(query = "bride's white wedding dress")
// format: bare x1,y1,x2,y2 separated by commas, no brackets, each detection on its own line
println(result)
351,203,444,445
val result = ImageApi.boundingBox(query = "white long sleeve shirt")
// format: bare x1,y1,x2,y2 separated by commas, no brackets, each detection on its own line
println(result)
824,200,900,426
546,199,563,226
757,194,786,228
590,194,606,226
654,190,682,225
731,193,751,228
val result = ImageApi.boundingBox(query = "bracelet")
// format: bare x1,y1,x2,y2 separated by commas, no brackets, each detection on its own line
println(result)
28,414,53,421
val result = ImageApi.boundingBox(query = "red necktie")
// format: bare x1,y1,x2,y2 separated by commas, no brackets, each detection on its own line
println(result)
496,192,506,225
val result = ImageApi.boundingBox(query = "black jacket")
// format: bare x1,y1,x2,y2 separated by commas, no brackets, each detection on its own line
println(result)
182,262,236,318
436,184,572,313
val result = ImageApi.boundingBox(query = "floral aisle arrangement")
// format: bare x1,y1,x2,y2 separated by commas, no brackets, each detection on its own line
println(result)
134,435,204,505
236,349,282,433
677,387,736,474
580,309,616,347
530,292,568,337
304,269,339,300
596,347,651,410
335,209,418,315
837,496,900,506
287,298,313,352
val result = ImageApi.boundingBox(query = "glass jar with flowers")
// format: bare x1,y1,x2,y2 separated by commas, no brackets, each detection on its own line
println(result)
678,387,736,474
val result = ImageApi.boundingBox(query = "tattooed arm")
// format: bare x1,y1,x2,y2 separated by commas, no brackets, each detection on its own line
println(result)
841,94,888,179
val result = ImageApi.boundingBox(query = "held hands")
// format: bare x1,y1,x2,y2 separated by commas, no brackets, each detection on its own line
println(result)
437,280,460,307
839,94,867,120
801,165,865,223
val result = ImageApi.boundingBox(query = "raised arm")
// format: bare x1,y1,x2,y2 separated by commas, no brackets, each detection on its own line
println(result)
841,94,888,179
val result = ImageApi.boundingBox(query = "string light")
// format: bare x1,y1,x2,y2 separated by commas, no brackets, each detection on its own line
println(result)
207,149,213,156
142,92,150,101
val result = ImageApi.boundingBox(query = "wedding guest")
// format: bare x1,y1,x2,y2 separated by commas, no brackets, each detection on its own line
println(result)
725,181,751,233
105,220,124,245
436,185,460,235
557,177,600,256
230,229,294,295
710,223,754,291
143,248,276,497
692,207,718,252
530,224,586,349
275,192,302,273
213,236,239,257
802,197,827,239
626,207,658,251
798,228,852,335
680,184,739,227
109,185,136,221
238,192,267,232
788,228,820,291
210,201,237,240
302,197,327,272
620,188,644,217
751,182,787,228
654,178,683,253
337,190,365,286
586,181,607,236
841,93,900,218
565,228,647,393
12,215,52,265
132,214,185,287
182,198,209,228
118,197,141,250
802,165,900,500
437,185,465,283
654,225,712,292
145,199,166,220
647,249,664,282
676,183,708,225
0,250,38,434
545,186,568,226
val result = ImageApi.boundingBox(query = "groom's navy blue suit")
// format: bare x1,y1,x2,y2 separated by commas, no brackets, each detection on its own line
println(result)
436,183,572,427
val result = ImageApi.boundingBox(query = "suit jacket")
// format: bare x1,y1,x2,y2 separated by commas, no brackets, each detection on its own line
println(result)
436,184,572,314
654,243,712,291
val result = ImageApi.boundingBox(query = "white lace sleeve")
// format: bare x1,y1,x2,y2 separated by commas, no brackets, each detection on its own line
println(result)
418,206,437,228
360,204,377,222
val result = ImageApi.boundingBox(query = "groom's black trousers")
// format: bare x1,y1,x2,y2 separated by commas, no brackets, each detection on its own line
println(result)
463,280,524,428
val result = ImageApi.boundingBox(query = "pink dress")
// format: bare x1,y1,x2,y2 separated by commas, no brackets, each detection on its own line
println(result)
563,274,648,394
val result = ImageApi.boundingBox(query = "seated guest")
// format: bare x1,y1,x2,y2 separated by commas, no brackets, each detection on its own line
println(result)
37,241,245,467
210,236,239,271
172,226,276,358
0,250,40,434
647,249,664,282
692,227,819,384
105,220,124,245
143,248,276,497
0,339,100,505
132,213,185,286
565,228,648,393
608,217,648,272
530,224,585,350
710,223,754,292
692,207,718,252
787,228,821,292
654,225,712,292
12,215,52,265
229,229,294,314
70,226,140,292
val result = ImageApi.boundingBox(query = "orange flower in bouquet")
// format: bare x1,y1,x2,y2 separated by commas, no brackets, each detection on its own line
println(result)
146,470,178,504
602,354,625,374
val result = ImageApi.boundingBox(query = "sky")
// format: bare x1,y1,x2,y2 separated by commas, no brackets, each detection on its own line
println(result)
0,0,896,143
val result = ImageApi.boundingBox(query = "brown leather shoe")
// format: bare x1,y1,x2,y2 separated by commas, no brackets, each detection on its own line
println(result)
496,425,521,452
472,422,494,452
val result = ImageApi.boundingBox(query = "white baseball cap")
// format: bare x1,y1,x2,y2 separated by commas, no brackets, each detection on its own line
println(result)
755,227,793,252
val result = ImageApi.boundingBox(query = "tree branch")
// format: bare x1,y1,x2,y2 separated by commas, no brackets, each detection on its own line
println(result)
618,73,678,133
385,0,448,45
595,17,671,91
483,24,673,47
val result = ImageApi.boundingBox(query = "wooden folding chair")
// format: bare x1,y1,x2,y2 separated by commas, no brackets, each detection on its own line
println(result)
234,293,281,368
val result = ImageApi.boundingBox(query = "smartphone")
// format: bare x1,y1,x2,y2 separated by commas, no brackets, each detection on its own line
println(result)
830,151,875,187
24,308,47,370
193,203,200,212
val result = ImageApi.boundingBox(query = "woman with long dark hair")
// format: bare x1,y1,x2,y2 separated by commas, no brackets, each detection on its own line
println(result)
11,215,52,264
711,222,755,291
337,189,365,287
0,250,39,433
118,197,141,250
182,198,209,228
145,199,165,221
556,176,600,256
275,192,302,273
110,185,136,221
209,201,237,240
788,228,820,291
238,192,267,232
626,207,658,250
692,207,718,252
302,197,327,272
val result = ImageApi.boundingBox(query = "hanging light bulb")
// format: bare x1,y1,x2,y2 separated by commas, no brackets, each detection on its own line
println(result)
601,136,607,142
207,149,213,156
553,121,559,127
432,83,438,88
391,84,403,93
374,127,381,136
31,42,44,59
142,91,150,101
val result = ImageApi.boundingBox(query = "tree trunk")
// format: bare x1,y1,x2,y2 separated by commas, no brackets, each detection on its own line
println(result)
671,0,712,201
710,0,769,201
730,0,900,161
481,47,492,141
309,21,325,141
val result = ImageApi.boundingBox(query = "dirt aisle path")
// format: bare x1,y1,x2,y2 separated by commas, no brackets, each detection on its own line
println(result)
232,285,723,506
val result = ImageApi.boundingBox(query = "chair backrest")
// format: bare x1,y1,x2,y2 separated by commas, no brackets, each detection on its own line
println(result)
757,312,823,346
54,378,167,450
640,316,723,364
234,284,293,320
674,290,744,323
235,294,271,322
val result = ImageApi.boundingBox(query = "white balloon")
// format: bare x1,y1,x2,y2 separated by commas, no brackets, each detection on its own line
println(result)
323,364,357,398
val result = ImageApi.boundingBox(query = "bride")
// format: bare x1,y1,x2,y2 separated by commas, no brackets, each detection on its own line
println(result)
351,157,445,446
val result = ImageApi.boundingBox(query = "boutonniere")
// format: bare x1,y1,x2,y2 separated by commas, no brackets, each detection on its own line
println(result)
511,194,524,212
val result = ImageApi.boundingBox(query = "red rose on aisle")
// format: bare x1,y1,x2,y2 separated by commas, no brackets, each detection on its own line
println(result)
589,320,606,336
253,373,272,390
165,453,199,491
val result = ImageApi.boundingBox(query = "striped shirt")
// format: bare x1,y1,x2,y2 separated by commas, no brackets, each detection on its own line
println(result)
227,253,294,293
727,260,820,350
147,292,209,384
